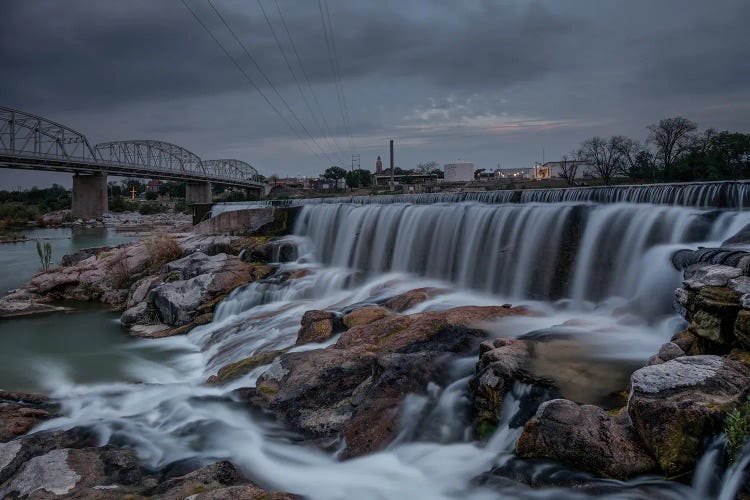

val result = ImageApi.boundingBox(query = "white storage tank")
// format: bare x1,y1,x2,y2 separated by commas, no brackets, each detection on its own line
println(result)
443,162,474,182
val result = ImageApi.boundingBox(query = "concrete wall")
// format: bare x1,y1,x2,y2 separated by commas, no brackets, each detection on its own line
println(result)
193,206,301,236
72,173,108,219
186,182,212,204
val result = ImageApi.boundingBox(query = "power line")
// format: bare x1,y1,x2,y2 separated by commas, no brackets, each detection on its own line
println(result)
257,0,347,166
179,0,327,164
317,0,354,155
273,0,349,166
205,0,339,166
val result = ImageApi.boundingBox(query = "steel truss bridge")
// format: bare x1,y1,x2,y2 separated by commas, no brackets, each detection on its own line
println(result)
0,106,264,188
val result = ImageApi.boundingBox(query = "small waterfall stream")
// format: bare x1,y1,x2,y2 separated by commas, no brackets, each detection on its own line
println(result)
28,195,750,498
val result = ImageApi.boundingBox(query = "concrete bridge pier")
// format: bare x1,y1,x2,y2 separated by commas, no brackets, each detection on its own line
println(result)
186,181,212,204
72,173,108,219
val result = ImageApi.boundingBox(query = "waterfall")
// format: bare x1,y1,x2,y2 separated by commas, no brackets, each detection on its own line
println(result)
212,180,750,215
294,202,750,309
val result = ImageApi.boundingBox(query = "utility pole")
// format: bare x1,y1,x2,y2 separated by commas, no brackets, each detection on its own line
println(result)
389,139,394,191
351,153,360,189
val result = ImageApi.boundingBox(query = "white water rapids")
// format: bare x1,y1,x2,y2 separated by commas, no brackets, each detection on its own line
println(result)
26,200,750,498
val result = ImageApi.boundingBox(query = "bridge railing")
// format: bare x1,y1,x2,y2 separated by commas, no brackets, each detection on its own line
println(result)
0,107,264,186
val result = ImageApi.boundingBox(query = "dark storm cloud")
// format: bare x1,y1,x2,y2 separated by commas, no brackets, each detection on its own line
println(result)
1,0,749,186
0,0,574,111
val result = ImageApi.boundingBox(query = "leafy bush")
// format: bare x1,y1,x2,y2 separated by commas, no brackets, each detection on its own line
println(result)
726,397,750,461
144,233,182,272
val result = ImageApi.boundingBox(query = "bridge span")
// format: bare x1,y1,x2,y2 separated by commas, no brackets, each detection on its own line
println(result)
0,106,266,218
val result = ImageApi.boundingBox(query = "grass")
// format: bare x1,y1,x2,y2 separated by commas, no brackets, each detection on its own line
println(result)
107,248,131,289
144,232,182,272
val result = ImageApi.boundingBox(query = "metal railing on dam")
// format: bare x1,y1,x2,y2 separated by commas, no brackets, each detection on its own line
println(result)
212,180,750,216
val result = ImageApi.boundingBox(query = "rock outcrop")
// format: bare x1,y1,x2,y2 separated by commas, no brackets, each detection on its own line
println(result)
628,355,750,475
249,304,527,457
515,399,658,479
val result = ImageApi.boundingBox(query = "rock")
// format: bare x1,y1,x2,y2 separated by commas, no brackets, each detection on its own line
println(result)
0,391,59,443
120,301,150,327
143,460,246,498
153,274,214,326
628,355,750,475
296,310,343,345
0,446,153,498
674,287,689,307
736,310,750,347
342,306,390,329
729,276,750,295
180,234,236,256
687,286,741,344
335,305,521,352
60,246,112,267
207,350,286,385
515,399,658,479
723,223,750,246
126,275,162,308
252,305,526,454
382,287,447,312
189,486,297,499
152,254,252,326
128,323,171,337
646,342,686,366
341,352,449,458
471,338,555,437
683,264,742,289
0,299,71,318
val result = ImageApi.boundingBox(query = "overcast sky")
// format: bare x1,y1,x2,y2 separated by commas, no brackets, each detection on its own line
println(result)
2,0,749,188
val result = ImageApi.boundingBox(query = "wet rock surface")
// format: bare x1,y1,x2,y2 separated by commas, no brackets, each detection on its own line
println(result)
628,355,750,475
295,310,343,345
0,426,293,499
249,304,527,457
515,399,658,479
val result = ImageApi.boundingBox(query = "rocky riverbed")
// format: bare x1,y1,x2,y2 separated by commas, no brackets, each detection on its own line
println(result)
4,206,750,497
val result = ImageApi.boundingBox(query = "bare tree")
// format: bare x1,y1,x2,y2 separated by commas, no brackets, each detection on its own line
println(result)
415,161,440,174
577,136,624,185
647,117,697,181
557,154,580,186
615,136,647,179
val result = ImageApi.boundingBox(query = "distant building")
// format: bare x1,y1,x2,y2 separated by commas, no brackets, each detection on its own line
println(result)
444,161,474,182
533,161,590,180
375,156,383,174
496,168,532,179
145,179,163,193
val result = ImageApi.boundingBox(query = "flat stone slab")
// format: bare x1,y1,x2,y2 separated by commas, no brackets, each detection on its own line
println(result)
631,355,723,394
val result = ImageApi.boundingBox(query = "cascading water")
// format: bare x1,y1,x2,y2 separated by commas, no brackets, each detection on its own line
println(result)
211,180,750,214
24,196,750,498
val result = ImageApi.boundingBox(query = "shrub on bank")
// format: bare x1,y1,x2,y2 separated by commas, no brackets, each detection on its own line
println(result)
145,233,182,272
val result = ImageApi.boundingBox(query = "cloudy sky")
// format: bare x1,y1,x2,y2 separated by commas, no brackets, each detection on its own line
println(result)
2,0,749,188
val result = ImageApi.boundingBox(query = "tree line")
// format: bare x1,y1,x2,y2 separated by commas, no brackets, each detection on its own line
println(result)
559,117,750,185
319,161,444,189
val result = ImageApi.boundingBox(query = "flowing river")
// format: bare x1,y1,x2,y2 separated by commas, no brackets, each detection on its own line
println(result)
4,187,750,498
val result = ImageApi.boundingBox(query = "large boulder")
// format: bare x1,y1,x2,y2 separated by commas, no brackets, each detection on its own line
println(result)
151,253,252,326
515,399,657,479
296,310,344,345
628,355,750,475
